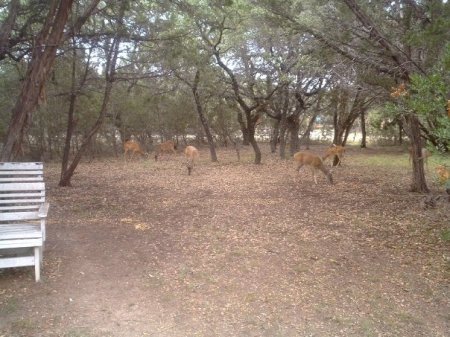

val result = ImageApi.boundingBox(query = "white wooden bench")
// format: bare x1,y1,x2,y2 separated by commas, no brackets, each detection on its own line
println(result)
0,162,49,282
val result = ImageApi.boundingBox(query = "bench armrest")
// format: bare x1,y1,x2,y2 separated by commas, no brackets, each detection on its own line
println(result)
38,202,49,218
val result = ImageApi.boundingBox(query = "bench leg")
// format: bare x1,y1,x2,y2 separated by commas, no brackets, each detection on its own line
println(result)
34,247,41,282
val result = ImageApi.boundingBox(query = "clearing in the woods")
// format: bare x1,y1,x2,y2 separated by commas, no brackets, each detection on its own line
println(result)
1,145,449,337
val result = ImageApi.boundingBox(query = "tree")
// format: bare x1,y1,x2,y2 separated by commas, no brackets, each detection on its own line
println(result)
1,0,76,160
258,0,449,192
0,0,101,161
59,1,126,186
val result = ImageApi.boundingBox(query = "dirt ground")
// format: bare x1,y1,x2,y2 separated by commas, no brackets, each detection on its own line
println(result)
1,144,449,337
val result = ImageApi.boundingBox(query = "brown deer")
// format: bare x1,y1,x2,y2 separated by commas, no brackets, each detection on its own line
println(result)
435,165,450,185
184,145,200,175
154,140,177,161
123,140,146,160
323,145,345,167
294,151,333,184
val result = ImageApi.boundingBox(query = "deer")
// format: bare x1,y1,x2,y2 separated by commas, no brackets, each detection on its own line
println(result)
123,140,146,160
184,145,199,175
322,144,345,167
154,140,177,161
294,151,333,184
408,147,432,169
435,165,450,185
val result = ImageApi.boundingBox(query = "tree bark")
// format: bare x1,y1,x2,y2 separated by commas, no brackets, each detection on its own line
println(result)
406,114,429,193
288,116,300,156
60,45,78,179
278,112,288,160
397,120,403,145
270,118,281,153
360,109,367,148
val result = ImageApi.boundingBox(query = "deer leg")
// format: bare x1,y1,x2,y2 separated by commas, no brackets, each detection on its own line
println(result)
311,168,318,184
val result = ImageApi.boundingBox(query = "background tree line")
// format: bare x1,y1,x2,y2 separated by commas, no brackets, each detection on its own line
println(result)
0,0,448,190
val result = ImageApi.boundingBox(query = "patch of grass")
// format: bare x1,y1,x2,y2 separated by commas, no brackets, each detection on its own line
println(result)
0,297,19,315
395,310,425,326
440,228,450,241
354,154,409,168
63,327,94,337
359,318,377,337
10,318,35,332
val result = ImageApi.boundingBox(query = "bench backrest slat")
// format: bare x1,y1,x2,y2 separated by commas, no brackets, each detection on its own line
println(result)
0,210,41,221
0,162,44,184
0,162,43,170
0,182,45,192
0,192,45,198
0,177,44,183
0,170,43,175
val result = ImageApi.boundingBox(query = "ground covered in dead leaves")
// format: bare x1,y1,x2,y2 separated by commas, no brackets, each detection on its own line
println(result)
1,145,449,337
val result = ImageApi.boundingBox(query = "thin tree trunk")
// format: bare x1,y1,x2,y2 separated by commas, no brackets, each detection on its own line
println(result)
332,96,339,145
279,113,288,160
288,117,300,156
59,72,115,186
398,121,403,145
360,109,367,148
59,16,122,186
61,37,78,179
270,118,280,153
236,109,249,145
249,135,261,164
192,70,218,162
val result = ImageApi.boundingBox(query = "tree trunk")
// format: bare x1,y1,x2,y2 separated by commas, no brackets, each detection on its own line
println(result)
300,113,318,150
270,118,280,153
192,70,218,162
236,109,250,145
279,113,288,160
0,0,74,161
60,37,79,181
59,75,115,187
406,115,429,193
332,95,340,145
360,109,367,148
288,116,300,156
398,121,403,145
249,134,261,164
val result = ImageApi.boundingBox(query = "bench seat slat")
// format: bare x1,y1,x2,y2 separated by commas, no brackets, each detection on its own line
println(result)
0,238,43,249
0,203,40,212
0,210,42,221
0,194,45,200
0,256,37,268
0,225,43,240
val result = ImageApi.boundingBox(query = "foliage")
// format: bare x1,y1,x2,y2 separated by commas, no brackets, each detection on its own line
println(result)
386,43,450,152
1,0,449,165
